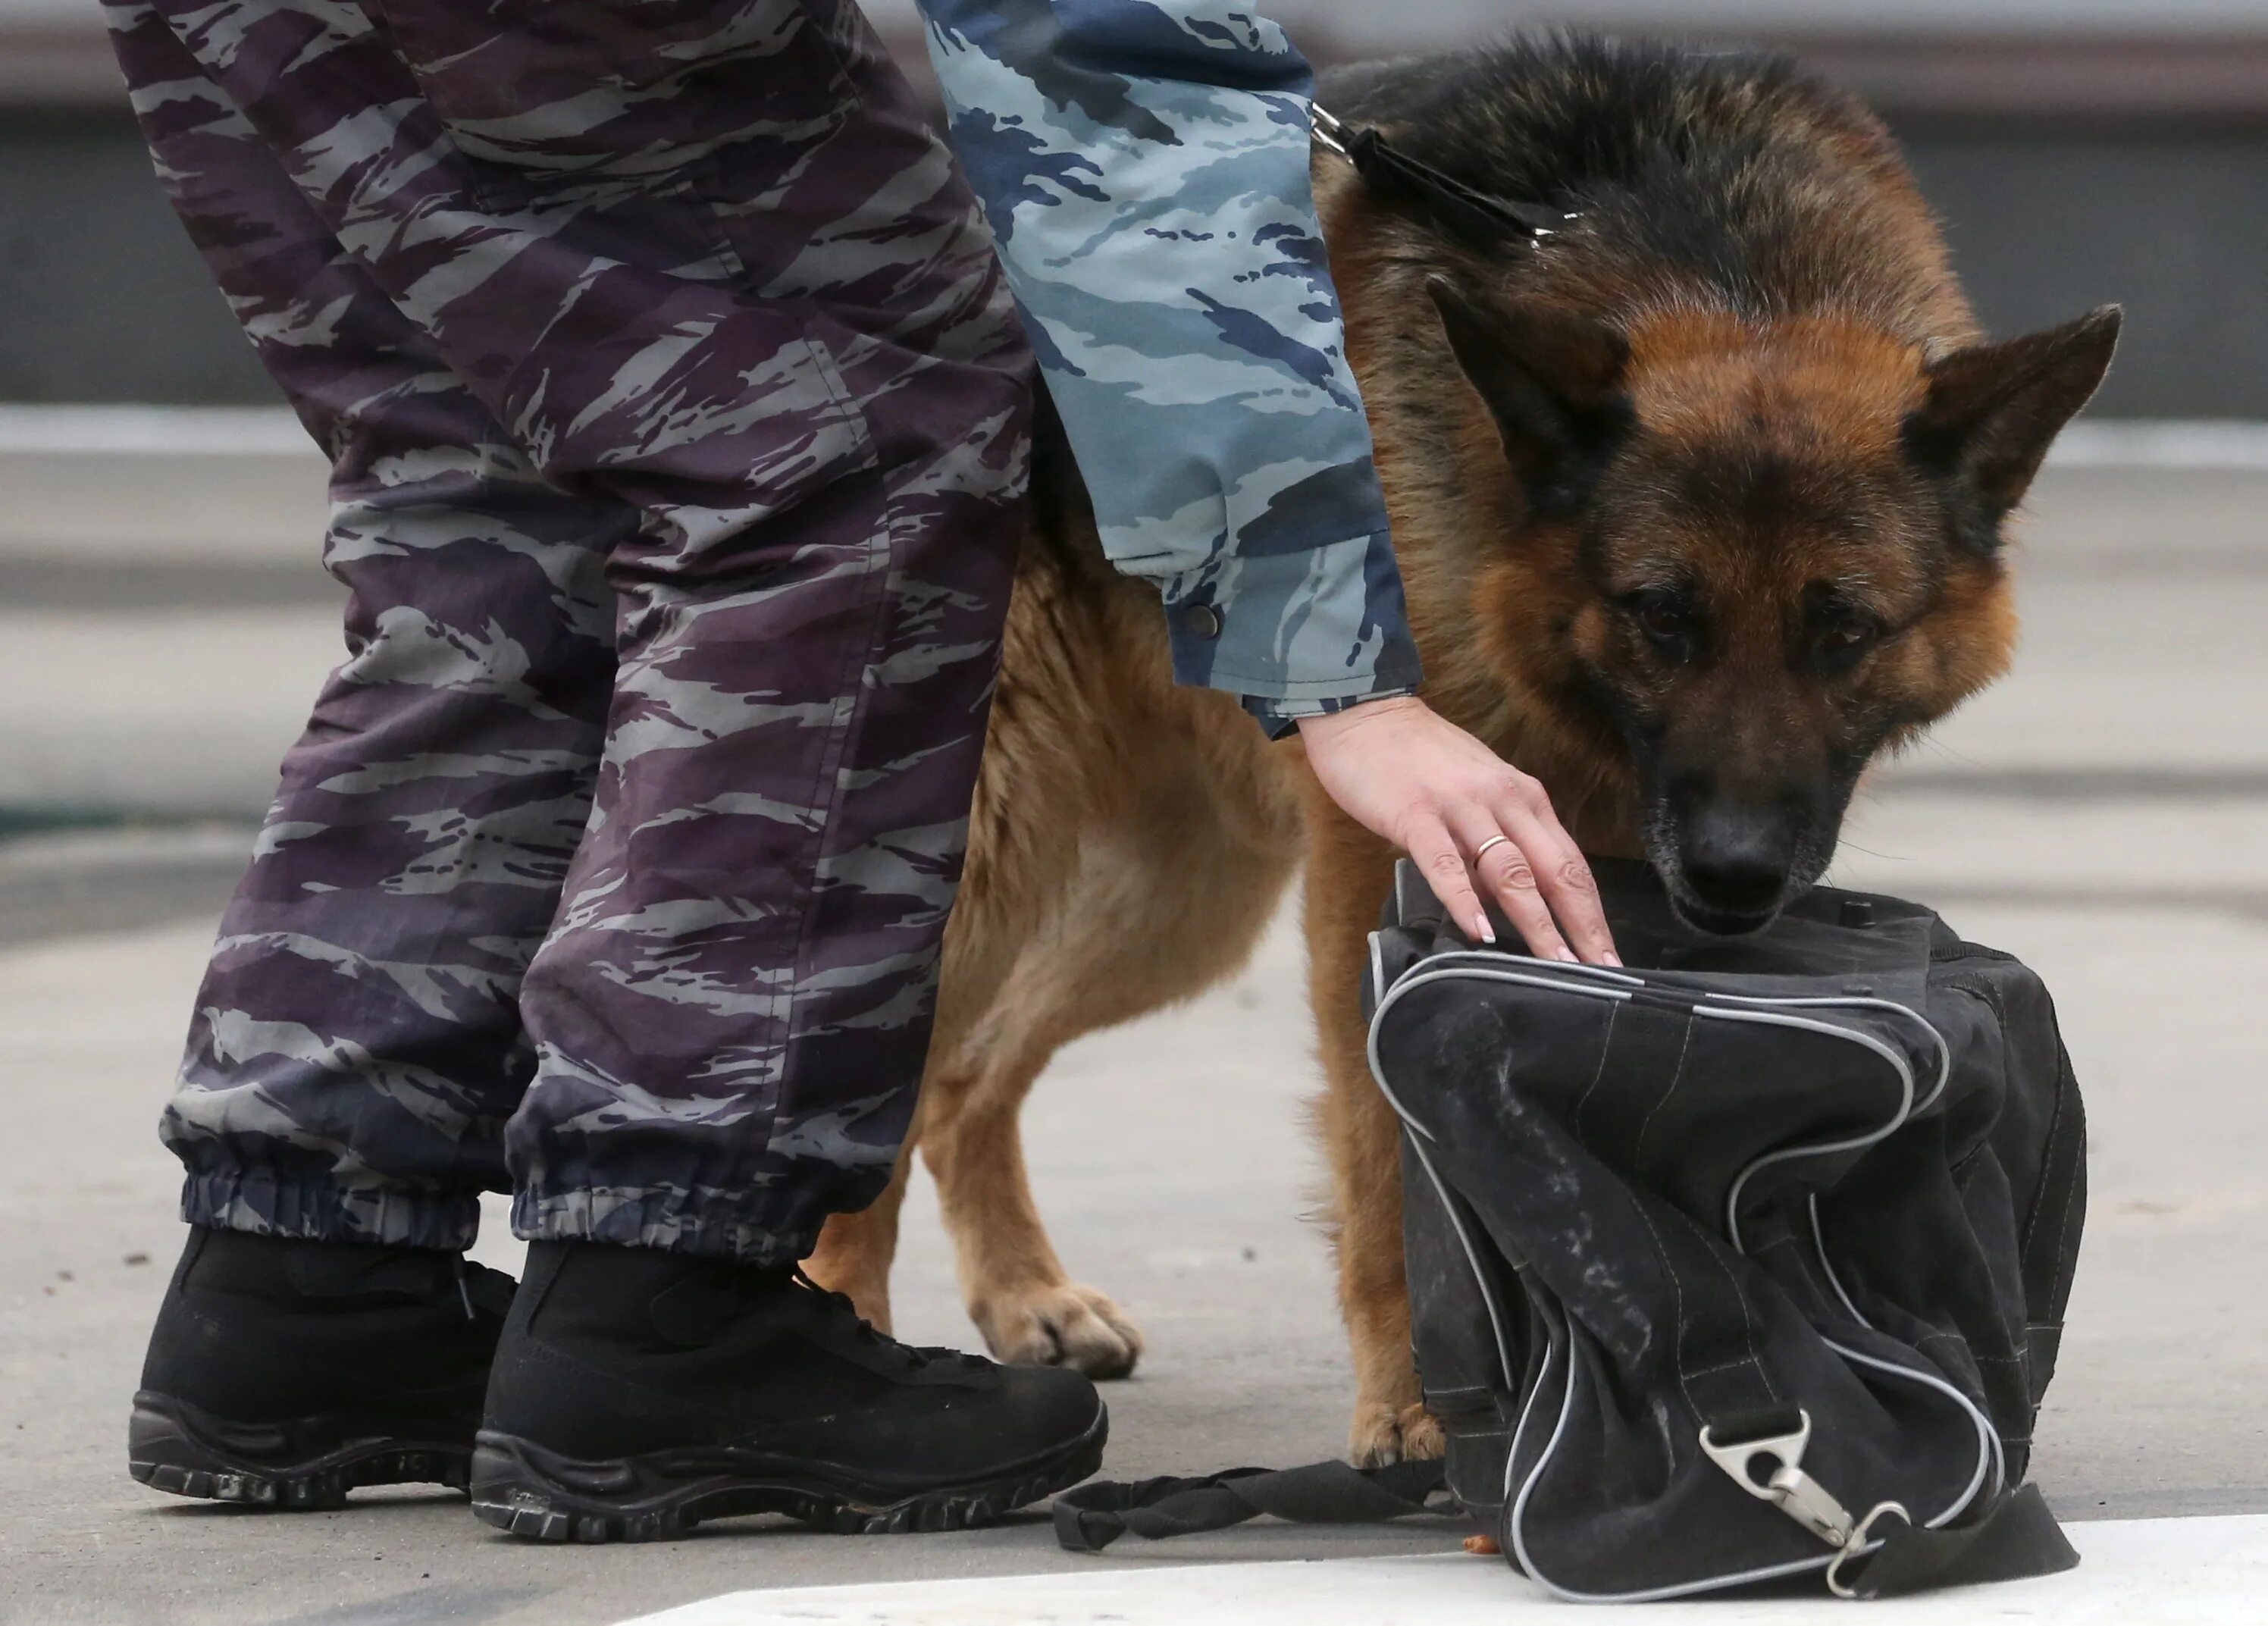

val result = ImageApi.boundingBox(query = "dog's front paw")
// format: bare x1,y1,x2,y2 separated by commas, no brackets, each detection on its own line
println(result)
973,1283,1145,1380
1348,1401,1446,1467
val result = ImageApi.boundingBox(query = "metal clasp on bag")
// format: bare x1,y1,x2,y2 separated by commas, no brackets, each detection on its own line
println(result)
1699,1408,1909,1596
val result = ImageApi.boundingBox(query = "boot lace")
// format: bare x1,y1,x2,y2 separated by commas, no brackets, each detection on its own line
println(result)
789,1265,989,1371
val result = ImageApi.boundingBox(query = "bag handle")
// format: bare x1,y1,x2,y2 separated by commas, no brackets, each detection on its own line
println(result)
1053,1458,1451,1554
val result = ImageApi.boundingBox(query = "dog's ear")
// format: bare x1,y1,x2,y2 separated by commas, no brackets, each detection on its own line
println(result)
1427,280,1631,510
1905,305,2122,543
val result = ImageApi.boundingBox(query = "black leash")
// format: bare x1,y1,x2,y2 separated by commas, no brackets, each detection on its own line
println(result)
1311,104,1577,245
1053,1457,1452,1553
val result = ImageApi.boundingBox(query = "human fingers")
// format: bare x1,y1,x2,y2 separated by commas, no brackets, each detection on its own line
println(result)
1402,809,1498,945
1449,805,1572,962
1490,786,1620,967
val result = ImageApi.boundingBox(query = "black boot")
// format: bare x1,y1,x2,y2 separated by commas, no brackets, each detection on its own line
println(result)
471,1242,1107,1542
130,1227,515,1509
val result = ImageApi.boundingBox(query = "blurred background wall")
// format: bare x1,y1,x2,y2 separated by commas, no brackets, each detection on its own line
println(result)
3,0,2267,416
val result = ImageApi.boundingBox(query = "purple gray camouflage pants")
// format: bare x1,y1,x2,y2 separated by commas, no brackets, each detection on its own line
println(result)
104,0,1033,1261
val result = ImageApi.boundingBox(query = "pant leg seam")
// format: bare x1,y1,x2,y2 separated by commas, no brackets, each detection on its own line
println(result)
762,352,899,1160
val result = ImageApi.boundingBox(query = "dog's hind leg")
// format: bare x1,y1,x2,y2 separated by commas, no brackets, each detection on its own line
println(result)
919,1023,1148,1379
922,744,1301,1379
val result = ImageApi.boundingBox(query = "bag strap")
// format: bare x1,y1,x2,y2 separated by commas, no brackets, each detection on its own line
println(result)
1053,1458,1451,1554
1838,1483,2078,1599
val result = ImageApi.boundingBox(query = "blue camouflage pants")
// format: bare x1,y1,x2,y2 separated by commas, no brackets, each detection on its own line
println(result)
104,0,1033,1261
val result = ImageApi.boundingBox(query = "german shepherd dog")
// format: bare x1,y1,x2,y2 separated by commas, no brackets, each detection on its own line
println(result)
807,35,2119,1465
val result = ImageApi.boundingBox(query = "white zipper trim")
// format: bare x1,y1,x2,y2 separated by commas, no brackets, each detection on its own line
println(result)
1405,1136,1518,1390
1703,991,1954,1116
1409,948,1649,988
1701,1002,1928,1256
1811,1192,1871,1328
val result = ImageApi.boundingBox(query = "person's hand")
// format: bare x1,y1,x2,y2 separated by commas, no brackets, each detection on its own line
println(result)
1297,695,1620,966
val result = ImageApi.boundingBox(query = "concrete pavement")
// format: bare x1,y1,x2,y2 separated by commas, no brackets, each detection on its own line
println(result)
2,446,2264,1622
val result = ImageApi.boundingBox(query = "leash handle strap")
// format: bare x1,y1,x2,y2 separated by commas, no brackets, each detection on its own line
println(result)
1053,1458,1450,1553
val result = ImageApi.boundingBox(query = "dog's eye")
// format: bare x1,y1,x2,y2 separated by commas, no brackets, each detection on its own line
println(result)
1624,589,1697,656
1816,618,1879,672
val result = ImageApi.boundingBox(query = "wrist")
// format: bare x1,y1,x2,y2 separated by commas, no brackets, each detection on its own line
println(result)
1296,693,1424,740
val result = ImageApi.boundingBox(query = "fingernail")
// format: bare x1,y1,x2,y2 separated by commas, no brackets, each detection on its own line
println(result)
1604,951,1624,967
1556,947,1579,963
1473,913,1496,944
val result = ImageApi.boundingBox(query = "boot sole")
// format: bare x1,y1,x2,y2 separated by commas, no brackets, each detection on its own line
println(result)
128,1391,470,1511
468,1402,1107,1543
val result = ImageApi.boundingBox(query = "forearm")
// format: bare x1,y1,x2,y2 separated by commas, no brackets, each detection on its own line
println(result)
915,0,1422,729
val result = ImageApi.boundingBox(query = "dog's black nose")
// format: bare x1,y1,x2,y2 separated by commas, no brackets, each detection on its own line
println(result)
1680,806,1794,921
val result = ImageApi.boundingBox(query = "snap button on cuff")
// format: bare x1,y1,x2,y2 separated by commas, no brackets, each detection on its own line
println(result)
1183,603,1223,640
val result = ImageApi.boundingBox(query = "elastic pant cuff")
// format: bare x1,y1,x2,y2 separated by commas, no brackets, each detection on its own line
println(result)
180,1173,480,1252
512,1188,819,1266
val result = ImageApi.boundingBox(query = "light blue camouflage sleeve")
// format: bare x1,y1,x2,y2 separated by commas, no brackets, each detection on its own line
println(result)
913,0,1422,733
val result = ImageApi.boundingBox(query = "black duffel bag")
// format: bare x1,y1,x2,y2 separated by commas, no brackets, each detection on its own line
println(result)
1057,858,2087,1603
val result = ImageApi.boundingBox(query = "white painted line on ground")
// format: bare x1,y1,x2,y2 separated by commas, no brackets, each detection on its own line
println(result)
0,404,314,456
4,405,2268,470
617,1513,2268,1626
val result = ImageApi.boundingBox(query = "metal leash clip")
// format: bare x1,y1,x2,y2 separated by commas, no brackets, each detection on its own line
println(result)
1699,1408,1910,1599
1826,1501,1914,1599
1311,103,1356,163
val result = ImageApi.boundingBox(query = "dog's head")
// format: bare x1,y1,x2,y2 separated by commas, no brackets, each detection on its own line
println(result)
1429,286,2118,933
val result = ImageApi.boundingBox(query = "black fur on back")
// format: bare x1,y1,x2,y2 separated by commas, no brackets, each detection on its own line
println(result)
1322,35,1958,337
